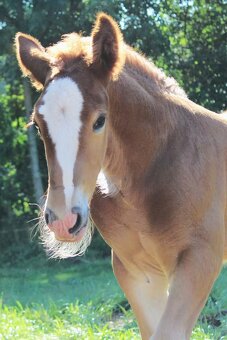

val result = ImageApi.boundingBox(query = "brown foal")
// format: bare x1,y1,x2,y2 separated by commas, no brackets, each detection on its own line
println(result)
15,13,227,340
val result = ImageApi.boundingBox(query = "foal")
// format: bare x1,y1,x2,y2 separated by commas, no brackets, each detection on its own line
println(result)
16,13,227,340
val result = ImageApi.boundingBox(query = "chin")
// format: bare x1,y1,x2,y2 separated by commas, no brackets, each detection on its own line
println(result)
39,217,94,259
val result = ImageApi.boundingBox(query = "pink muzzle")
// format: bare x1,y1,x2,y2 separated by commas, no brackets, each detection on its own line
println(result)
48,212,86,242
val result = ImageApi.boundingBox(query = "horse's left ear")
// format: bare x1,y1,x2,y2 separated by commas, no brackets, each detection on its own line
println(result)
91,13,125,81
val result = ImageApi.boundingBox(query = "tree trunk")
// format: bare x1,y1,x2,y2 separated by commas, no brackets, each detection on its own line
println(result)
23,79,43,203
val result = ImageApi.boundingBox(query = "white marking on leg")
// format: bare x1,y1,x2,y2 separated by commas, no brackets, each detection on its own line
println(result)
39,77,83,209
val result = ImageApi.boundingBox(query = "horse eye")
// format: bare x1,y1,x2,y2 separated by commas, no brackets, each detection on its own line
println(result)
93,114,106,132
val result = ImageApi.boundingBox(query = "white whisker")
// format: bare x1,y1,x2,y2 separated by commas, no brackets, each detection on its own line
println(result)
37,208,94,258
27,216,41,224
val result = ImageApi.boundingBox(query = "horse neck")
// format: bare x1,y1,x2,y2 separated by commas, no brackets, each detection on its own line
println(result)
103,50,181,190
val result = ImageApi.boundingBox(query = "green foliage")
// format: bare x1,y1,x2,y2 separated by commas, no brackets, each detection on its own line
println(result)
0,80,35,249
157,0,227,111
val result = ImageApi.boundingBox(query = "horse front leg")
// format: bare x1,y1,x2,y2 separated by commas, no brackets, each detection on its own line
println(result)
112,251,168,339
151,239,223,340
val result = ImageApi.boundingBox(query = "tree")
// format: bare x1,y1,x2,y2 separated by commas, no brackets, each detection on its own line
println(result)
157,0,227,111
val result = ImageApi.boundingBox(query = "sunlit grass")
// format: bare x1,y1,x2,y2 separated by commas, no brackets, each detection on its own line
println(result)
0,257,226,339
0,301,139,339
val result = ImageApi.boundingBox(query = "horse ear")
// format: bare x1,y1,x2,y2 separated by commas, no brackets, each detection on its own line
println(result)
15,33,50,90
91,13,125,80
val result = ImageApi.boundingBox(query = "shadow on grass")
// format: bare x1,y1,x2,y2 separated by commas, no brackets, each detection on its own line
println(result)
0,255,123,307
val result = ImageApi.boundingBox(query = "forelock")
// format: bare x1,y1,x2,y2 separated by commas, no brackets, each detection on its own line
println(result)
47,34,92,72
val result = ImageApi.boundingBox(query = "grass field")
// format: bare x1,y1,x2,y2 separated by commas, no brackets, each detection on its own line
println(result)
0,255,226,339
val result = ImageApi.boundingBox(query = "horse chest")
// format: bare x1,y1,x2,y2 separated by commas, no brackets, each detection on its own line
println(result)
91,189,146,241
90,190,178,276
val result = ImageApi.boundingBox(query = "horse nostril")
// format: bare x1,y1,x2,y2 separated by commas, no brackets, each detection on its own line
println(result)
45,212,49,225
68,213,82,234
44,208,57,225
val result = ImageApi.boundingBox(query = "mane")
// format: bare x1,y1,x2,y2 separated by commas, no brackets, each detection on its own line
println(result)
125,46,187,98
47,33,186,98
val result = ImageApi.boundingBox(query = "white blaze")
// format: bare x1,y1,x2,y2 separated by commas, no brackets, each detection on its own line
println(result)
39,77,83,208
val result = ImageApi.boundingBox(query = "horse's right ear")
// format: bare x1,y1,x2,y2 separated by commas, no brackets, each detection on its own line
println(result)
15,33,50,90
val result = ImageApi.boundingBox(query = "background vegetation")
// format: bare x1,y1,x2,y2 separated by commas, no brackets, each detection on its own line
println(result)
0,0,226,258
0,1,226,338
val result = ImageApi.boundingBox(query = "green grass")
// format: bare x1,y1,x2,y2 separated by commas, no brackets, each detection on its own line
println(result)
0,256,226,339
